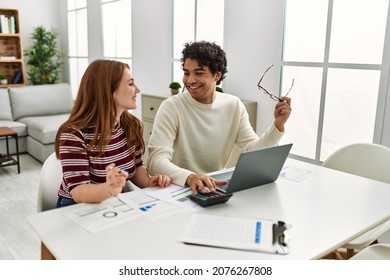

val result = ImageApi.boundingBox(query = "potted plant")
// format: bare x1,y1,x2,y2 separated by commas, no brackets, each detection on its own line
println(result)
0,72,7,85
24,26,66,85
169,82,181,95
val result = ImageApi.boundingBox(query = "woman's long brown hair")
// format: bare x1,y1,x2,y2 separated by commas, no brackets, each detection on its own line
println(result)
55,59,144,158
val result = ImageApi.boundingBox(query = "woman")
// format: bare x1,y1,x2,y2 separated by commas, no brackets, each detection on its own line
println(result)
54,59,171,208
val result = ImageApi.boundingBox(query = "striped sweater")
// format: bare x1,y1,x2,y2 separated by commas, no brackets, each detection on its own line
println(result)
58,125,142,199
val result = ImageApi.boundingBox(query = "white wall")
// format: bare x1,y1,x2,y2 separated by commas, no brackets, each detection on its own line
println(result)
130,0,173,119
224,0,284,132
132,0,172,95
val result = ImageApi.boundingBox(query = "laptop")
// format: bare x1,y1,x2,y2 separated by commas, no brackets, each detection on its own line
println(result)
212,143,293,193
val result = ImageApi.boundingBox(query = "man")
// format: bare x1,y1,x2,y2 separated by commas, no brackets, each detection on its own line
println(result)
147,41,292,194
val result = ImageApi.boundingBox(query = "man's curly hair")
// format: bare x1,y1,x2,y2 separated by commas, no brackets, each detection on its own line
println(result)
181,41,227,85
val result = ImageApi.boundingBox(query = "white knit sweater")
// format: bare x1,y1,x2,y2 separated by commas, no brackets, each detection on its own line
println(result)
147,92,284,186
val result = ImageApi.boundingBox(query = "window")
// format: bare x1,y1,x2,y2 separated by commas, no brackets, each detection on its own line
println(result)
172,0,225,85
101,0,132,67
67,0,89,98
280,0,389,162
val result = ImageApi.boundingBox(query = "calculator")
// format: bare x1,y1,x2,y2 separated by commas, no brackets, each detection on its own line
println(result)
190,191,233,207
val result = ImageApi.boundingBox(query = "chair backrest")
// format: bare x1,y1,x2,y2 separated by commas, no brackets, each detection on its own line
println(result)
37,152,63,212
322,143,390,184
37,152,137,212
350,243,390,260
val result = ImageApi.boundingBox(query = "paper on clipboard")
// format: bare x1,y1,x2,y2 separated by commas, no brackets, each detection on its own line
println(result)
178,214,290,255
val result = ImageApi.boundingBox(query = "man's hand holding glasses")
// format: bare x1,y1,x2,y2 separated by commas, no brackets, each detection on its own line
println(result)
257,65,293,132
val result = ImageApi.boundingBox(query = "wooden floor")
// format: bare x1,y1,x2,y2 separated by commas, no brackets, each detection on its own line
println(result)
0,154,42,260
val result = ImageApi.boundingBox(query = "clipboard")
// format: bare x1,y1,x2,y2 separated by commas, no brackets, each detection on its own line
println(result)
178,214,290,255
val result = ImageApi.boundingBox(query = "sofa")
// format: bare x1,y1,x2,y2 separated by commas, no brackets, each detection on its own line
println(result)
0,83,73,163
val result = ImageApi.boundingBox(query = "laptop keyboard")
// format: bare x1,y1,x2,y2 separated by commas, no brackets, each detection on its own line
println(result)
211,171,234,181
216,180,230,192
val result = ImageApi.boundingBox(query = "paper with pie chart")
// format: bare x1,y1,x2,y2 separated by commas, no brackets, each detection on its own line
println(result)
62,196,141,233
63,190,182,233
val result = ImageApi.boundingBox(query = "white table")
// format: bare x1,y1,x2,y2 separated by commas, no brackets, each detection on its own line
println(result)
27,159,390,260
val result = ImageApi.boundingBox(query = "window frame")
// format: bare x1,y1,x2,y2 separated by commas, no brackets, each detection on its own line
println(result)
280,0,390,164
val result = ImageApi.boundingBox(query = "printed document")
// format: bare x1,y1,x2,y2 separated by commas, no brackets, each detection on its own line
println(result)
279,165,315,182
117,190,181,220
179,214,289,254
144,184,202,213
63,196,141,233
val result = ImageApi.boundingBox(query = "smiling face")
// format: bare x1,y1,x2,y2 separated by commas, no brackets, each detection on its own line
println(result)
182,59,222,104
113,68,140,119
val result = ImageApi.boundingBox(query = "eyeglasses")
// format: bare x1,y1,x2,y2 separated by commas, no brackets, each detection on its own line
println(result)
257,65,294,102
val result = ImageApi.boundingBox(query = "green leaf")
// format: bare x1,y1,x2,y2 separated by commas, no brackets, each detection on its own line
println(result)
23,25,67,85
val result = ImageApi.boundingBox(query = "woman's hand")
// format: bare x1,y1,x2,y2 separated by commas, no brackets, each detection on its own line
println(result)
148,174,171,188
105,163,128,196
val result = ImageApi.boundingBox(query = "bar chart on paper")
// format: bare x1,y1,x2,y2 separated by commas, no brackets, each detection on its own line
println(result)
144,184,202,213
117,191,180,220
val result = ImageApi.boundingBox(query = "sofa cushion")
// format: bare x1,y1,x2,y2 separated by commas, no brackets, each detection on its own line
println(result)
27,136,54,163
9,83,73,121
0,120,28,136
19,114,69,144
0,88,13,120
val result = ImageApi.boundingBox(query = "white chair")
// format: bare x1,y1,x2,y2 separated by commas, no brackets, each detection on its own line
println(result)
350,244,390,260
37,152,137,212
36,152,63,259
37,152,62,212
322,143,390,259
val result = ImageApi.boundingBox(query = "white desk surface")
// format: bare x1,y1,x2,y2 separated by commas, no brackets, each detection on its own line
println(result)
27,158,390,260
